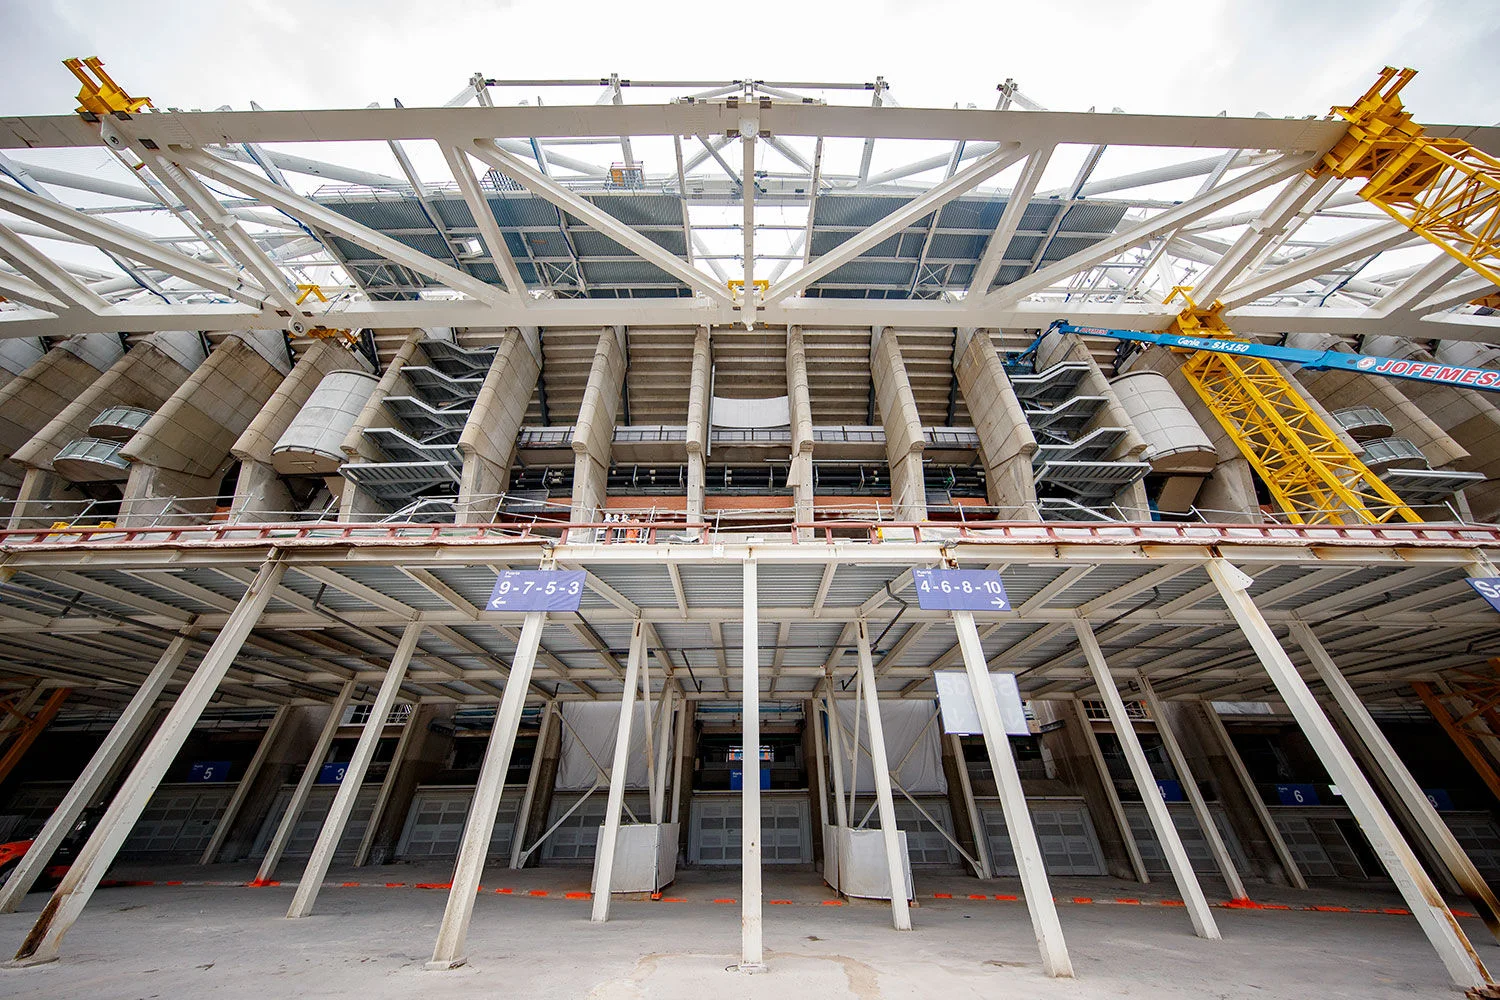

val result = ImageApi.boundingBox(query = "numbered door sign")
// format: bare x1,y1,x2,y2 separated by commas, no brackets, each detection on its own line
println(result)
486,569,587,613
1468,577,1500,613
1275,783,1321,806
911,568,1010,612
318,762,347,784
188,760,232,783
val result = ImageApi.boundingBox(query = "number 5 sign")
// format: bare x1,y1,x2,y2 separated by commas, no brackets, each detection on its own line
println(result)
486,570,587,612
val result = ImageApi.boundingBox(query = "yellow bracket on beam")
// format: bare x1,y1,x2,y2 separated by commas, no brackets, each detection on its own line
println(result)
63,57,151,116
295,283,329,305
727,279,769,302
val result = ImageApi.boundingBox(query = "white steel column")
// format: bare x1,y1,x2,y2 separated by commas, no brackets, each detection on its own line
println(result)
1135,671,1249,902
855,619,912,929
811,696,830,832
670,698,688,826
1075,620,1219,939
651,687,675,823
954,610,1073,978
1198,706,1306,890
1291,620,1500,942
1072,698,1149,883
12,559,286,966
253,678,358,885
824,681,849,828
201,706,291,867
509,703,557,869
1207,559,1490,991
0,629,194,913
591,620,646,923
356,705,418,868
288,622,422,918
427,611,546,970
948,733,994,880
740,557,765,971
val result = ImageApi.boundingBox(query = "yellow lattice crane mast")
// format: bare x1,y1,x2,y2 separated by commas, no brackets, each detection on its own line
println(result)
1165,291,1424,526
1312,67,1500,286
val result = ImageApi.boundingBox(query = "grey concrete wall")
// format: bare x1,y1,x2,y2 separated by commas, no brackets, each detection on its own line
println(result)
457,329,540,524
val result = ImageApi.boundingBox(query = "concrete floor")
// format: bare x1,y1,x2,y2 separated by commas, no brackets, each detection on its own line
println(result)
0,864,1491,999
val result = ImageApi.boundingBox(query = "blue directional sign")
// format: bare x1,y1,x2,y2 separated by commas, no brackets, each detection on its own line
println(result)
911,568,1009,612
1468,577,1500,613
1275,783,1321,806
486,569,587,612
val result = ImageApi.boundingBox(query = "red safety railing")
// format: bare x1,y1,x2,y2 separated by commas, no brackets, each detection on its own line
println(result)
0,517,1497,553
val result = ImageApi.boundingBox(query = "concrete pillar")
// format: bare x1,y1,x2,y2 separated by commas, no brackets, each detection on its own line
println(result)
740,558,765,971
428,612,545,970
954,329,1037,517
253,679,357,884
509,703,556,868
570,327,626,528
229,339,347,522
1071,698,1149,882
686,327,710,529
457,329,540,523
0,628,194,912
870,328,927,522
855,620,912,929
288,623,422,917
824,682,850,829
1293,621,1500,941
591,621,645,923
953,610,1071,977
518,704,564,867
1196,705,1307,889
1135,672,1247,901
0,335,122,492
786,326,815,534
810,697,829,833
1076,621,1218,939
199,705,291,865
1207,559,1490,991
12,559,285,965
355,704,420,868
118,333,289,526
651,687,674,823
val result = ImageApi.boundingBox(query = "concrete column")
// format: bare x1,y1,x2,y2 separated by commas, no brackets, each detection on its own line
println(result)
457,329,540,523
1076,621,1218,938
591,621,645,923
686,327,710,529
118,333,288,527
1207,558,1490,991
670,695,689,826
12,559,285,965
1292,621,1500,941
253,679,357,885
288,623,422,917
786,326,815,535
954,610,1072,978
870,328,927,522
199,705,291,865
1072,698,1149,882
740,558,765,971
0,336,122,491
1197,705,1307,890
0,628,194,912
945,733,993,879
855,620,912,929
428,611,545,970
355,704,418,868
570,327,626,528
509,703,556,869
1135,672,1248,901
810,697,829,833
954,329,1038,516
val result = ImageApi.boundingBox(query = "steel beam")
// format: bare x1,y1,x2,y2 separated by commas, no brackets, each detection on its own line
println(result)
740,557,765,971
1207,558,1490,991
288,622,422,917
11,559,286,966
199,706,291,866
855,619,912,929
1072,698,1148,883
1197,706,1306,890
954,610,1072,977
591,620,645,923
509,703,556,869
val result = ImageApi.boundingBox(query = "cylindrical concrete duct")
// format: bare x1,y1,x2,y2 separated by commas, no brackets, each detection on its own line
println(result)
1435,340,1500,369
1110,371,1215,473
1363,336,1425,361
0,340,46,377
271,370,379,476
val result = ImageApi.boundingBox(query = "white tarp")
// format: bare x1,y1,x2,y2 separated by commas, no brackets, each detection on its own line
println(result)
932,670,1029,736
711,395,790,428
556,702,655,791
830,699,946,795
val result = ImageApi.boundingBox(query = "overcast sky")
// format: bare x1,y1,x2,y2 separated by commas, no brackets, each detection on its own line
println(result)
3,0,1498,123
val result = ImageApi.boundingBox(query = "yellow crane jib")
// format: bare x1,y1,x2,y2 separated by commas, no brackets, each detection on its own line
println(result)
1314,67,1500,287
1161,292,1423,527
63,57,151,117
